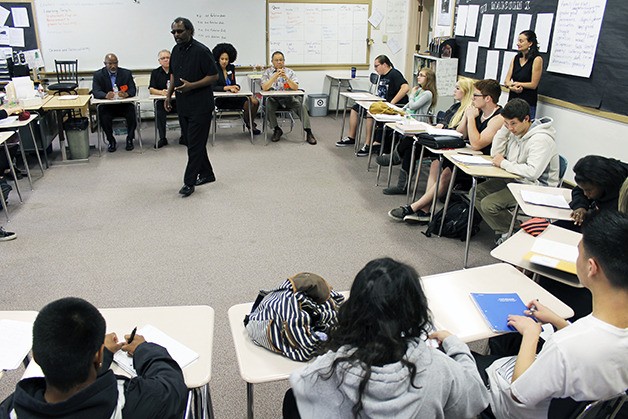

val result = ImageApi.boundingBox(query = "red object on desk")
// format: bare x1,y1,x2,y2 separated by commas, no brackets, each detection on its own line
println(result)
18,111,30,121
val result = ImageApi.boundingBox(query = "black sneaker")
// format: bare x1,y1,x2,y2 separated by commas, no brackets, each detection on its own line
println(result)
0,227,16,241
356,145,370,157
335,137,355,147
404,210,431,224
388,205,414,221
156,138,168,148
272,127,283,142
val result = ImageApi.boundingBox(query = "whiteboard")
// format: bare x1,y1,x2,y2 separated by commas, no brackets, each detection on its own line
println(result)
33,0,266,72
268,2,369,65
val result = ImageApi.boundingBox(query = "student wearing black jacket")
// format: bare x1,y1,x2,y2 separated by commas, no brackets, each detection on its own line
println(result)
0,297,187,419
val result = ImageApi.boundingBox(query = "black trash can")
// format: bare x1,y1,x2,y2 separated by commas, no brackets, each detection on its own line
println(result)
63,117,90,160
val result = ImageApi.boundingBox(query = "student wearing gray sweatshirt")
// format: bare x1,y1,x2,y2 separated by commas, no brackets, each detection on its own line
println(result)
286,258,489,419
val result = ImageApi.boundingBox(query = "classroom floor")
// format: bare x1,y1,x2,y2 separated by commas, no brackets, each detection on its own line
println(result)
1,113,496,417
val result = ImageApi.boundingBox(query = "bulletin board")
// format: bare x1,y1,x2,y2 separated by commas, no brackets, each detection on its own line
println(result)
453,0,628,117
267,0,371,67
0,0,42,81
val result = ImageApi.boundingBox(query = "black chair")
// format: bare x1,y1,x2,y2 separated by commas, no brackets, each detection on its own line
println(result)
548,391,628,419
48,60,78,95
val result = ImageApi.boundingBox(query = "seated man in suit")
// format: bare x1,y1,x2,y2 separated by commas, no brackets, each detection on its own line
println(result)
149,49,180,148
92,53,137,152
474,98,559,245
476,210,628,419
260,51,316,145
0,297,188,418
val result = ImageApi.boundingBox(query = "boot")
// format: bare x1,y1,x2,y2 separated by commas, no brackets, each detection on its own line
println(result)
375,149,401,166
383,169,408,195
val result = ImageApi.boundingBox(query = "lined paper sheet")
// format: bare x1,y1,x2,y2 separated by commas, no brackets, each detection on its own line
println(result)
114,324,198,377
450,154,492,166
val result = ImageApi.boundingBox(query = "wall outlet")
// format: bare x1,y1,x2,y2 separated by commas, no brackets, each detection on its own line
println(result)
382,35,388,43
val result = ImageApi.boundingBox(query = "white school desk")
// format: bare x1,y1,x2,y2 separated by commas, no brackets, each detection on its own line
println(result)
364,107,404,169
20,96,55,168
0,131,21,220
0,114,45,189
325,71,370,119
0,311,38,377
213,89,256,145
491,224,583,288
421,263,574,342
229,263,573,418
442,152,521,268
21,305,215,419
506,183,573,237
259,90,306,145
91,97,144,155
42,95,92,162
337,91,382,147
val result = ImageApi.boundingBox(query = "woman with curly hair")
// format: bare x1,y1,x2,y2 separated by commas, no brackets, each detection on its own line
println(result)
285,258,489,419
212,43,260,135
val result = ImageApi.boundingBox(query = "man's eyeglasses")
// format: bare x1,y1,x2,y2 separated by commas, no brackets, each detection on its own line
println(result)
171,29,185,35
473,93,486,98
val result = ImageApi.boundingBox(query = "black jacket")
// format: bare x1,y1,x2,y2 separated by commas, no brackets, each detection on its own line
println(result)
91,67,137,99
0,343,187,419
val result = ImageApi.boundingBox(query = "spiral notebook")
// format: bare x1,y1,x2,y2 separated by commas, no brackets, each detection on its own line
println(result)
470,293,529,333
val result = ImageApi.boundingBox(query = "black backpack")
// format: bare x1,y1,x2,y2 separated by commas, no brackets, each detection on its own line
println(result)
423,196,481,240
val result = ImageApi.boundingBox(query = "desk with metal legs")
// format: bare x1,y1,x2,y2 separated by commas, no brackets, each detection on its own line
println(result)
0,114,45,189
42,95,92,162
259,90,306,145
441,152,520,268
213,90,255,145
325,72,369,119
91,97,144,155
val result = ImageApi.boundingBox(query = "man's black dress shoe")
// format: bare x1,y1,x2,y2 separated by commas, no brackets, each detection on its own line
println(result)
178,184,195,197
195,174,216,186
156,138,168,148
107,139,117,152
126,139,135,151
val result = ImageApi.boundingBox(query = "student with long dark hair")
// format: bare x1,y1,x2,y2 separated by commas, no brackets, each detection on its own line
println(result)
504,30,543,119
286,258,489,419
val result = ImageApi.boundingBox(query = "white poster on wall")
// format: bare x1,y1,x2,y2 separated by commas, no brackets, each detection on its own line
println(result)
548,0,607,77
438,0,452,27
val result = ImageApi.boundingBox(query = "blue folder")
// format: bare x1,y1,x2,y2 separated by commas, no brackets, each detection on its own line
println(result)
470,293,530,333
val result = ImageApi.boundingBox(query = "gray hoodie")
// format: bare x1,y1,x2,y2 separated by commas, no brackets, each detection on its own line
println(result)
290,336,489,419
491,117,560,186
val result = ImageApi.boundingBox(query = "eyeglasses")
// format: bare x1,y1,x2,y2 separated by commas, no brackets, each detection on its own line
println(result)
418,74,427,77
159,57,170,60
171,29,185,34
104,61,118,65
374,63,381,67
473,93,486,98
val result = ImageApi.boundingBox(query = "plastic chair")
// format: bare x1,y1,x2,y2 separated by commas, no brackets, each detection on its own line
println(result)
48,60,78,95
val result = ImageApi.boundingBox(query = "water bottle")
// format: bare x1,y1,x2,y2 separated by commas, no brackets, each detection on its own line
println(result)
166,80,171,91
113,84,119,100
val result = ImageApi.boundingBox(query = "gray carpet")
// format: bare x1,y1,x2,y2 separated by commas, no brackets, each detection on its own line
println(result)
1,114,496,417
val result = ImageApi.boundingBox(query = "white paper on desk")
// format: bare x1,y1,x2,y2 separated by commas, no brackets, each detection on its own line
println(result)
535,14,554,53
450,154,492,166
520,190,570,209
426,127,463,137
464,42,479,73
113,325,199,377
511,14,532,50
0,115,17,125
12,76,34,99
0,319,33,370
494,14,512,50
0,6,9,26
371,114,403,122
531,237,578,263
455,5,468,36
500,51,517,84
8,27,24,48
478,14,494,47
465,5,480,37
59,95,78,100
485,50,500,81
11,7,29,27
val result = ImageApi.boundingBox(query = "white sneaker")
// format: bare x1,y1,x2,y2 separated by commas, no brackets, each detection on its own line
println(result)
0,227,16,241
335,137,355,147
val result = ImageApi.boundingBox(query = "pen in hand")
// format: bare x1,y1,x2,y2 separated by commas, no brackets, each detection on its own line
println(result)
127,326,137,344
